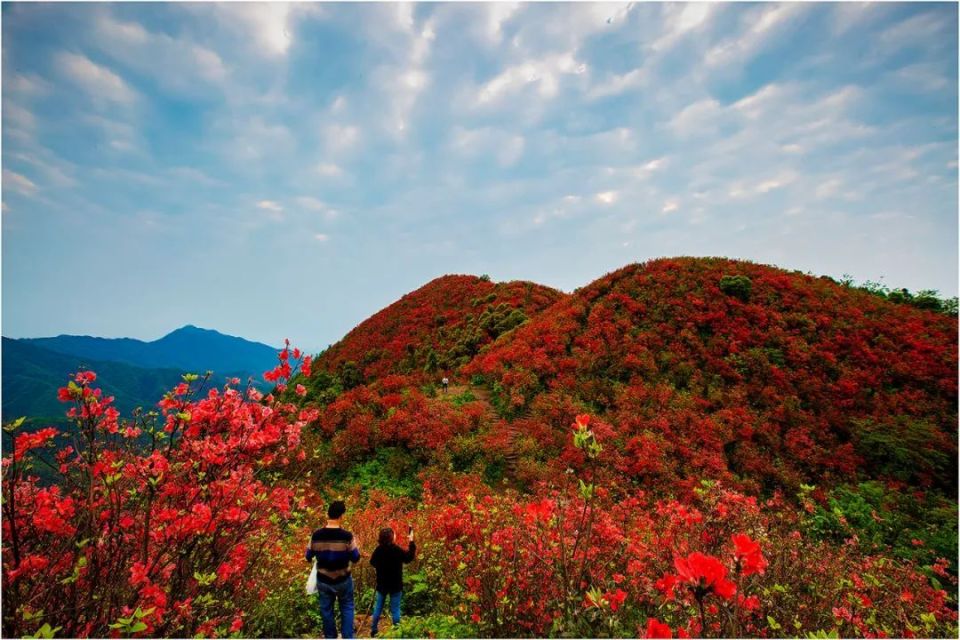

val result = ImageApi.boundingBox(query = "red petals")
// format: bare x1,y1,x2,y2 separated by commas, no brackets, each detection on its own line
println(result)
13,427,59,460
731,533,767,576
673,552,737,601
645,618,673,639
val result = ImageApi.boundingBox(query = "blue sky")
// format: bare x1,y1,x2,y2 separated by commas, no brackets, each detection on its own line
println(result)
2,2,957,352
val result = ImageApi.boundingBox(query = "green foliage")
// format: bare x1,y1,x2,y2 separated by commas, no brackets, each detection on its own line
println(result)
24,623,62,639
245,580,323,638
382,614,476,638
449,389,476,407
302,371,343,405
423,349,439,374
108,607,154,636
344,447,423,499
803,481,959,573
855,280,958,315
338,361,364,390
853,416,951,486
718,275,752,302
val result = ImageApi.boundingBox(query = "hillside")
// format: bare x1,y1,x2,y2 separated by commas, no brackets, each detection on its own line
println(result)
1,337,186,420
464,257,958,493
21,325,278,380
314,275,565,381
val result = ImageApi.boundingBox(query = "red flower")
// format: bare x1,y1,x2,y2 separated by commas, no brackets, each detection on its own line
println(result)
295,384,307,397
645,618,673,639
674,552,737,600
607,589,627,612
13,427,59,460
731,533,767,576
655,573,679,601
574,414,591,430
525,499,554,522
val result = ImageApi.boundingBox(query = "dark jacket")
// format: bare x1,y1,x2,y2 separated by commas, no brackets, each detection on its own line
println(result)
369,541,417,594
306,526,361,584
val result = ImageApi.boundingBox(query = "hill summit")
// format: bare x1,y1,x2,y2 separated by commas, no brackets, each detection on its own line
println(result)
305,257,957,494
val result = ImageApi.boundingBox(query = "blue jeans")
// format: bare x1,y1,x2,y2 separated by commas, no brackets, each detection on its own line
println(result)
316,575,355,639
370,590,402,635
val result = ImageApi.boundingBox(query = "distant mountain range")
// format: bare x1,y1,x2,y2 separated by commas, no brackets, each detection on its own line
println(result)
3,326,280,422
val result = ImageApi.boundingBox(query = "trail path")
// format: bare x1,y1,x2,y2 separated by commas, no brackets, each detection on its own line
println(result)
442,384,523,474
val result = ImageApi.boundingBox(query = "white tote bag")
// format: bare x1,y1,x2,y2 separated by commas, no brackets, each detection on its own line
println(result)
305,559,318,595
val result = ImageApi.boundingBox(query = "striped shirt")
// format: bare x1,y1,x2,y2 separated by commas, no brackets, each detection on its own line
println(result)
306,526,361,584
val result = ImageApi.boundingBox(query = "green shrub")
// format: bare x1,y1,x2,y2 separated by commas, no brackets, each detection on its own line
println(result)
719,275,752,302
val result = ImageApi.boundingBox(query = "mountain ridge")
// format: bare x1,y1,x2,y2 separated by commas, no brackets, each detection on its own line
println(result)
19,324,279,378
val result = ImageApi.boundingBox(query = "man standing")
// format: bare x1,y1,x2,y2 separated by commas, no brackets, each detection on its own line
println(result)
441,376,449,394
306,500,361,639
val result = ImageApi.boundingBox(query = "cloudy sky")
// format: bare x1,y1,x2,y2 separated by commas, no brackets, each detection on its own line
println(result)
2,2,957,351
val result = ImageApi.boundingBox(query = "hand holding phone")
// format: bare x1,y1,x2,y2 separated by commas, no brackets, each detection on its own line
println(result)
408,525,414,541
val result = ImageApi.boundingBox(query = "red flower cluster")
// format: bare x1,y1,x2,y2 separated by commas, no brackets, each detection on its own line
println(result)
13,427,58,460
672,552,737,600
731,533,767,576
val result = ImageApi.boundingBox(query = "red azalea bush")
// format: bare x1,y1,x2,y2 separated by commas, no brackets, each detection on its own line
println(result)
412,415,957,638
2,345,314,638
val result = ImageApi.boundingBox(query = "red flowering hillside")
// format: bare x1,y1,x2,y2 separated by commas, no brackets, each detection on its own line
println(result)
4,259,957,639
315,275,564,381
466,257,958,494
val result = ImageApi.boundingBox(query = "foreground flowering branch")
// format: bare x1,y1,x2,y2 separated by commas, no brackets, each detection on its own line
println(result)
1,344,315,638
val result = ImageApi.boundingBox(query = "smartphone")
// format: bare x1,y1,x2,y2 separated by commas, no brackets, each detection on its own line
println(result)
408,525,413,534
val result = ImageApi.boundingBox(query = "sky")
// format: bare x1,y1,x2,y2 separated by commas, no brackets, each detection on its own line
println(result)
2,2,957,352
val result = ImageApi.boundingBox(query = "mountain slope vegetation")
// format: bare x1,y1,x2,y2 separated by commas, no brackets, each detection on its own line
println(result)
315,275,565,381
3,258,957,639
1,337,185,420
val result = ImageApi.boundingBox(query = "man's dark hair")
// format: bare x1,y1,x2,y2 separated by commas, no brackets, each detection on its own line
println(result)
328,500,346,520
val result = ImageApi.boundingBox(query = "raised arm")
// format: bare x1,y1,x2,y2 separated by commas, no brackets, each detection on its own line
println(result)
402,540,417,563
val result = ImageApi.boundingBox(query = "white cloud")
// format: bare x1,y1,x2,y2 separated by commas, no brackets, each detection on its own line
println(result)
728,172,797,199
661,200,679,214
3,170,38,196
4,73,52,99
449,127,525,167
587,68,646,100
225,3,297,57
323,124,361,154
595,191,618,205
296,196,340,220
314,233,330,242
652,3,715,52
3,103,36,131
480,2,520,46
669,98,723,137
257,200,283,212
92,13,227,97
814,179,842,200
705,4,807,69
56,52,137,105
316,163,344,178
477,51,587,105
8,152,76,188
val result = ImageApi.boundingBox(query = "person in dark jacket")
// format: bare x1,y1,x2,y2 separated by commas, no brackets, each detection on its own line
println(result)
306,500,361,639
368,526,417,636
